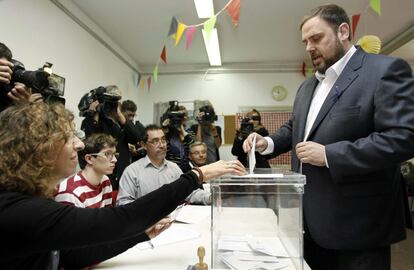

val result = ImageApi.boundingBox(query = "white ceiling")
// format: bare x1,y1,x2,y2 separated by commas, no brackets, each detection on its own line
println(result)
57,0,414,74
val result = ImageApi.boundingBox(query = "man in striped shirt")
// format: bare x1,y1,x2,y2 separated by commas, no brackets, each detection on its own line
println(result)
55,133,118,208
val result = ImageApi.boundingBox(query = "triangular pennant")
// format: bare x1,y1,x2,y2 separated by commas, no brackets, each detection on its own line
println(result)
204,16,216,32
175,22,186,46
186,26,197,49
351,14,361,40
153,65,158,83
370,0,381,15
306,67,314,78
147,76,152,91
136,72,142,86
160,46,167,64
301,62,306,77
226,0,241,28
168,16,178,37
140,77,145,89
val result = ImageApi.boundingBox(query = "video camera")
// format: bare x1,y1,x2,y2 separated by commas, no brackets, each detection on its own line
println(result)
78,86,122,117
240,115,261,136
198,105,217,124
0,60,66,105
161,100,185,129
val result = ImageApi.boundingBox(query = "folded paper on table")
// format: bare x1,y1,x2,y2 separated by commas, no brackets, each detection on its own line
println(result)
174,205,210,224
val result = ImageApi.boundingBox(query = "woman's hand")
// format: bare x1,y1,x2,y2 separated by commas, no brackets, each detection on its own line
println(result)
145,217,172,239
199,160,246,181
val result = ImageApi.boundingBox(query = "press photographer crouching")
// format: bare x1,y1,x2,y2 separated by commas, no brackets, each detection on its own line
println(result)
79,85,142,190
0,42,65,111
161,100,195,172
190,104,221,164
231,109,271,168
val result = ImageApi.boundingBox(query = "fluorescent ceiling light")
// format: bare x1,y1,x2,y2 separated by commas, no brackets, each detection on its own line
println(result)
202,28,222,66
194,0,215,19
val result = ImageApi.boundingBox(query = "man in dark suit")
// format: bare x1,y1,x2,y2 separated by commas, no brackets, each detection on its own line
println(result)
244,4,414,270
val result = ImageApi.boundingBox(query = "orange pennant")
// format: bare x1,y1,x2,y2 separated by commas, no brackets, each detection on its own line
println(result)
147,76,152,91
160,46,167,64
226,0,241,27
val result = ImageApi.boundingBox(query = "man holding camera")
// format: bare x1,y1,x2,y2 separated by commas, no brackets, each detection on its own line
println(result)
190,104,221,164
161,101,195,172
0,42,33,111
80,86,141,191
232,109,271,168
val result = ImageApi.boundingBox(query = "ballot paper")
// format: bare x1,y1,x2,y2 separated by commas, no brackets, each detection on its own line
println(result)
248,134,257,174
218,235,289,257
219,252,289,270
136,224,200,250
174,205,210,224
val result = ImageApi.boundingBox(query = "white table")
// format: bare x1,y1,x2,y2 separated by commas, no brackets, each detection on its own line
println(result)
96,206,310,270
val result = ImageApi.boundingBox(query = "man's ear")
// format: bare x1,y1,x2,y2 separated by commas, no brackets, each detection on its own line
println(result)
84,154,94,166
338,22,350,41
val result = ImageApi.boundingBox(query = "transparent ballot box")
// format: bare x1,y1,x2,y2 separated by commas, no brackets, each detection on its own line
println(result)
210,168,306,270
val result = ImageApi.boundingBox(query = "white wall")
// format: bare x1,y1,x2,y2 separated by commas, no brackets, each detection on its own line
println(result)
2,0,305,132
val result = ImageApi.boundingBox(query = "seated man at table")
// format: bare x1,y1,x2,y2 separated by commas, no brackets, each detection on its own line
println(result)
188,141,208,169
117,125,211,206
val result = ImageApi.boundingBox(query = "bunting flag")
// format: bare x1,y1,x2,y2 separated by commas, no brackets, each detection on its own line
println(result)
305,68,314,78
136,72,142,86
357,35,382,54
185,26,197,49
168,16,178,37
351,14,361,40
370,0,381,15
226,0,241,28
175,22,186,46
204,16,217,32
140,77,145,89
153,65,158,83
147,76,152,91
301,62,306,77
160,46,167,64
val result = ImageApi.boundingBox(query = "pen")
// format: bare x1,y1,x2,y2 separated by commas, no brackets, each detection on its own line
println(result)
148,240,155,249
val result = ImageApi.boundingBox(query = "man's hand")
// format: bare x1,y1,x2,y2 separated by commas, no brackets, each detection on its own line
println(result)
242,132,267,153
7,83,32,105
0,59,13,84
295,141,326,166
145,218,172,239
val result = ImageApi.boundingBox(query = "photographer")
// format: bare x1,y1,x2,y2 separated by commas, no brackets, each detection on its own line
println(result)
0,42,32,111
121,100,146,162
190,104,221,164
232,109,271,168
79,85,141,190
161,101,195,172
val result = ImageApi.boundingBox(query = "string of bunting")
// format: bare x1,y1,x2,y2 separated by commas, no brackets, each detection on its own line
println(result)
136,0,241,91
302,0,382,78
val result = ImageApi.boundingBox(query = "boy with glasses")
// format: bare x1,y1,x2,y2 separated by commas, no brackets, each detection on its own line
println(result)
55,133,118,208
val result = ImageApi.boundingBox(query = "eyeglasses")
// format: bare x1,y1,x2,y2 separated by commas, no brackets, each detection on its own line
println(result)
190,150,207,155
89,151,119,160
146,138,167,146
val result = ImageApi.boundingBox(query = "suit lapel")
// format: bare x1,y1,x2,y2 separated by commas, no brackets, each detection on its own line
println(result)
298,77,318,141
306,48,365,139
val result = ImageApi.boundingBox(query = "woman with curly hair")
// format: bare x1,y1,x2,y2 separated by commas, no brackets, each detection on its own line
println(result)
0,102,245,269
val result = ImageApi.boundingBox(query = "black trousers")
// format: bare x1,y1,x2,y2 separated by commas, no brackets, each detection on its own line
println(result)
304,230,390,270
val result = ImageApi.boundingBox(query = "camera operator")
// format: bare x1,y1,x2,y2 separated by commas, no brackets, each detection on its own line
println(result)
231,109,271,168
161,101,195,172
121,100,146,162
0,42,32,111
79,85,141,190
190,104,221,164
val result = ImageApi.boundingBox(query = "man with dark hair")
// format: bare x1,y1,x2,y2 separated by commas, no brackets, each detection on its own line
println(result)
121,99,146,162
244,4,414,270
118,125,210,206
55,133,117,208
0,42,32,111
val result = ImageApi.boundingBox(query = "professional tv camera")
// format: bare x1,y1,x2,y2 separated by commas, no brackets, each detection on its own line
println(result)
0,60,66,106
161,100,185,129
78,86,122,117
197,105,217,124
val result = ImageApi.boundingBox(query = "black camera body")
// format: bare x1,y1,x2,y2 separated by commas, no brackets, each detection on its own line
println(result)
240,117,254,136
0,60,65,106
78,86,121,117
161,100,185,129
198,105,217,124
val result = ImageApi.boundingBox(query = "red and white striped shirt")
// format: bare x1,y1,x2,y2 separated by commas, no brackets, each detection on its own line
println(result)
55,172,113,208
